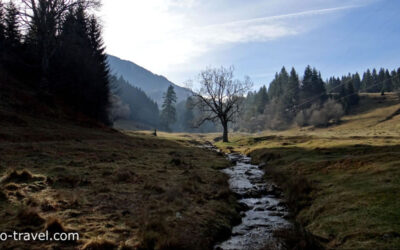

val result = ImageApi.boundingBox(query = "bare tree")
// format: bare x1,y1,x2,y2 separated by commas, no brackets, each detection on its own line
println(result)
20,0,99,89
190,66,252,142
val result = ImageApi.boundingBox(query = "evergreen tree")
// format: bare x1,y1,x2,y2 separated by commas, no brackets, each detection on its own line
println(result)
300,65,313,103
383,69,393,92
278,66,289,96
160,85,177,131
352,73,361,92
326,77,341,93
87,15,111,123
268,73,279,100
255,86,269,114
314,70,327,103
4,1,19,48
392,69,400,90
55,6,110,124
346,79,359,106
362,69,373,92
0,1,5,55
300,66,326,107
371,68,379,92
282,67,299,118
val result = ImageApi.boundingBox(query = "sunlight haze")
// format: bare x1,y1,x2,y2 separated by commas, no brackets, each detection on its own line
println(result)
100,0,400,88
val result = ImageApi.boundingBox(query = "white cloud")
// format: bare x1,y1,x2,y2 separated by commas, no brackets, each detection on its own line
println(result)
100,1,363,82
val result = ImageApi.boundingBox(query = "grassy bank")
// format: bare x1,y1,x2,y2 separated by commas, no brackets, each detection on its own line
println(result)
216,134,400,249
211,94,400,249
0,118,240,249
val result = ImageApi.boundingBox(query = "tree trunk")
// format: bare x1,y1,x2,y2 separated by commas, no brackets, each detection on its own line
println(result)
222,121,228,142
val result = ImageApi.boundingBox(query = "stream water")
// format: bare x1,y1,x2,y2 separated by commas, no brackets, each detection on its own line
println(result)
214,152,292,250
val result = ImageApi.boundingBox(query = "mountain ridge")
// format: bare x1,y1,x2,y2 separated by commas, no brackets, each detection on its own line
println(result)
107,54,191,105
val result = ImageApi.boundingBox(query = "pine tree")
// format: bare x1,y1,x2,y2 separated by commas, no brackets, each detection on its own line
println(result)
160,85,177,131
362,69,373,92
352,73,361,92
383,69,393,92
87,15,111,124
392,69,400,90
282,67,299,118
371,68,379,92
300,66,326,108
4,1,20,48
0,1,5,54
255,85,268,114
278,67,289,96
300,66,313,103
268,73,279,100
346,79,359,106
54,6,110,124
314,69,327,103
378,68,386,93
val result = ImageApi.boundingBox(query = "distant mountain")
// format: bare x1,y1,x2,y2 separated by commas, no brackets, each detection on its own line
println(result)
107,55,191,105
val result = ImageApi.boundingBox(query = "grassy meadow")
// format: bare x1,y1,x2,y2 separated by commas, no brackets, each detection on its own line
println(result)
0,113,240,249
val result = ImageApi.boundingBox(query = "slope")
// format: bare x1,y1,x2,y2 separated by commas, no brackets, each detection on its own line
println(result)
107,55,191,104
210,93,400,249
0,77,240,249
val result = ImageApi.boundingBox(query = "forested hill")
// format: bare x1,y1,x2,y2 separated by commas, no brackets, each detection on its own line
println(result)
107,55,191,104
110,75,159,127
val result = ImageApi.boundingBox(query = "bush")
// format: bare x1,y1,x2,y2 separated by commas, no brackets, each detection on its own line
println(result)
309,99,344,127
263,99,293,130
296,99,344,127
295,110,308,127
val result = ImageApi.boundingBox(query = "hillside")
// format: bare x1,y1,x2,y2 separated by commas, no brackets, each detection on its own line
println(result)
210,93,400,249
0,80,240,249
107,55,191,104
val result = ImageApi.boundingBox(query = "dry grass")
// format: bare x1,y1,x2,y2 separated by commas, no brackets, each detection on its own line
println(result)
206,93,400,249
0,117,239,249
81,237,118,250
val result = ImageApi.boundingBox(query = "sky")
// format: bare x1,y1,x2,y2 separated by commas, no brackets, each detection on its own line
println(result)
100,0,400,89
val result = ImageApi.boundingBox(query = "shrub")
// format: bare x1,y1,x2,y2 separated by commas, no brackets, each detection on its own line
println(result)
309,99,344,127
296,99,344,127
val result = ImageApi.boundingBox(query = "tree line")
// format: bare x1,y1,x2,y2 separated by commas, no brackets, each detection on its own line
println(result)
110,75,159,126
327,67,400,94
238,65,400,132
0,0,110,124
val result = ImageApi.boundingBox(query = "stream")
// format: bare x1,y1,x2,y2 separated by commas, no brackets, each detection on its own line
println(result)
213,151,292,250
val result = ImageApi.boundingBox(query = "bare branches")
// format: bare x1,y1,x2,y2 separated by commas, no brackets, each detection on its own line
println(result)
20,0,99,28
189,66,252,142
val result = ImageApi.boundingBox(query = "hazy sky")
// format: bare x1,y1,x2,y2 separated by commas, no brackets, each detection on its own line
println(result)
100,0,400,89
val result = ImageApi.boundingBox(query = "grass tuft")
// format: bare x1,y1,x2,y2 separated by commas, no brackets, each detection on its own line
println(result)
81,238,118,250
1,169,36,184
44,217,66,233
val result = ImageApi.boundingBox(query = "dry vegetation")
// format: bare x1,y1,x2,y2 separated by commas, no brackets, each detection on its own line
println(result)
0,115,240,249
208,93,400,249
